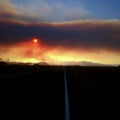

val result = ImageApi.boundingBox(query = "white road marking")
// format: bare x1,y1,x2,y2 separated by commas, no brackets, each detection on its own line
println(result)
64,70,70,120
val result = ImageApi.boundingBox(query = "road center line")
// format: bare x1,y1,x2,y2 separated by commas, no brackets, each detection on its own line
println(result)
64,70,70,120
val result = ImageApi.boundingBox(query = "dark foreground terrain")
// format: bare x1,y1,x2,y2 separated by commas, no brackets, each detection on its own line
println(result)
0,62,120,120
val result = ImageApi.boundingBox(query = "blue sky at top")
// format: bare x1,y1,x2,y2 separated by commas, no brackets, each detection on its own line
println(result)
7,0,120,21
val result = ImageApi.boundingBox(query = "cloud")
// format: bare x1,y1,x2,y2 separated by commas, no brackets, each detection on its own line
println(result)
0,20,120,52
0,0,42,22
65,7,89,20
0,1,120,64
0,0,17,17
0,19,120,64
0,0,90,22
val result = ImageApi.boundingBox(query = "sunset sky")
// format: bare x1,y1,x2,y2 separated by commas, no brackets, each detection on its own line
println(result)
0,0,120,65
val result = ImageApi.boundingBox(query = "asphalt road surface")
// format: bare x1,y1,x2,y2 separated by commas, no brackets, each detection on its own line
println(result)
1,65,119,120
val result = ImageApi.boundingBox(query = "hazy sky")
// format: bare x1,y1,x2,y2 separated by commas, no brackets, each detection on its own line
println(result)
1,0,120,22
0,0,120,65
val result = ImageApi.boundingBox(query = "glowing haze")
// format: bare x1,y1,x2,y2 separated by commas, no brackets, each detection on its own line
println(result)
0,0,120,65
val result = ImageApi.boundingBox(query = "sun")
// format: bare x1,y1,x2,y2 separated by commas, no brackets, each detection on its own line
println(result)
33,38,38,43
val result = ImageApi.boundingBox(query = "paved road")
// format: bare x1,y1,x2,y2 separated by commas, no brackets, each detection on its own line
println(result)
1,65,120,119
64,70,70,120
66,68,96,120
0,66,98,120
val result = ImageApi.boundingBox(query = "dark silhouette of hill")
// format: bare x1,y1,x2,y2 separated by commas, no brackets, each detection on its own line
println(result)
62,61,119,66
3,60,119,66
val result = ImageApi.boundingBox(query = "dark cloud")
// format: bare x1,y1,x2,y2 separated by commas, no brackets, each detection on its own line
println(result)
0,20,120,51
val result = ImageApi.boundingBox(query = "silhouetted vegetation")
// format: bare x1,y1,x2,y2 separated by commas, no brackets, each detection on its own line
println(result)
0,61,7,66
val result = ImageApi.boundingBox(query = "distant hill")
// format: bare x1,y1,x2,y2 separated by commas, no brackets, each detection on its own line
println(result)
5,61,49,66
62,61,118,66
33,62,49,66
0,61,119,66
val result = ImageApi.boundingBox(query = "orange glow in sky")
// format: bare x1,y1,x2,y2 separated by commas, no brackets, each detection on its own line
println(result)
0,39,120,65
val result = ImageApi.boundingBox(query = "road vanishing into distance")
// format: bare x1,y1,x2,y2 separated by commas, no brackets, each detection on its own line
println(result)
64,70,70,120
0,65,120,120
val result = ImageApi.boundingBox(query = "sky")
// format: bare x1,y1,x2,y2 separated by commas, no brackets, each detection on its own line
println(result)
0,0,120,65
